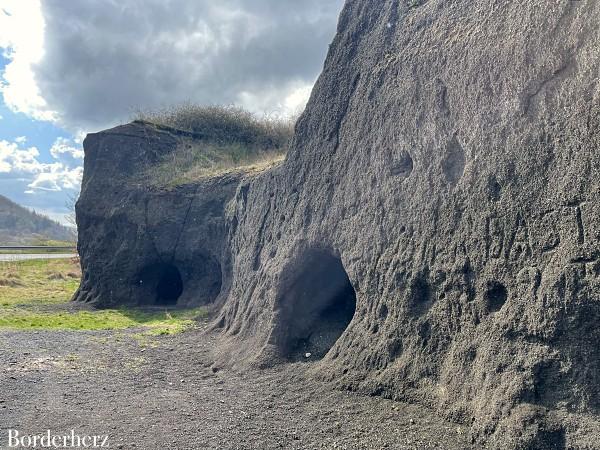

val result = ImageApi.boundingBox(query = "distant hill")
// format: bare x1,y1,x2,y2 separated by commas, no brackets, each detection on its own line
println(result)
0,195,76,245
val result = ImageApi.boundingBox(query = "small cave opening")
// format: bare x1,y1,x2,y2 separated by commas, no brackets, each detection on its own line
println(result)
156,264,183,305
485,281,508,313
275,249,356,361
138,263,184,306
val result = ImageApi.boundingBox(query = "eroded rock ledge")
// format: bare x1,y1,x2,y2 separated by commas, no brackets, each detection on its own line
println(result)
76,1,600,448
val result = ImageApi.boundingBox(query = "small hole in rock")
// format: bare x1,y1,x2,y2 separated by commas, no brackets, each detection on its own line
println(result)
485,281,508,313
442,136,466,187
408,275,434,316
390,151,414,178
531,428,566,450
379,304,389,320
487,175,502,201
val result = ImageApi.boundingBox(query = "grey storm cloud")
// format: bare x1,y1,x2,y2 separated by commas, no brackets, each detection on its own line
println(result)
35,0,345,132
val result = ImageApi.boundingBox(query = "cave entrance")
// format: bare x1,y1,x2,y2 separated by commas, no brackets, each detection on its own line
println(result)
138,263,184,306
276,249,356,361
156,264,183,306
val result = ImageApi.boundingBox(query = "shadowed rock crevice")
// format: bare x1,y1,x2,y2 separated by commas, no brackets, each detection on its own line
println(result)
99,250,223,308
182,253,223,306
273,249,356,361
390,150,414,178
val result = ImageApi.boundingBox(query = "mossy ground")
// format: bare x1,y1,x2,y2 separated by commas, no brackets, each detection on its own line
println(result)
0,258,206,334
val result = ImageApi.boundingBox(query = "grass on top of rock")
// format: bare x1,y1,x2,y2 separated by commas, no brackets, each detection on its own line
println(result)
135,105,294,187
0,258,206,334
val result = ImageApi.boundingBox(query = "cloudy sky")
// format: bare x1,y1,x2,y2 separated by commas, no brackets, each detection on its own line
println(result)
0,0,343,225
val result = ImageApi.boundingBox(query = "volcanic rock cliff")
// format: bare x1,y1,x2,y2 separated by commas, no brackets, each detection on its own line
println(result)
76,0,600,448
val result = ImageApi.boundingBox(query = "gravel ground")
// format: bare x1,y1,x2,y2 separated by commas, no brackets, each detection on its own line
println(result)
0,323,471,449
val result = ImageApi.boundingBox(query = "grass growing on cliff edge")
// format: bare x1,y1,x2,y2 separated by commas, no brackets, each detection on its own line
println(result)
135,104,294,186
136,104,294,147
0,258,206,334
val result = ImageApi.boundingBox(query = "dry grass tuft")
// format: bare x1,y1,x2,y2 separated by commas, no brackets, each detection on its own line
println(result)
0,278,24,288
135,104,295,187
135,104,294,149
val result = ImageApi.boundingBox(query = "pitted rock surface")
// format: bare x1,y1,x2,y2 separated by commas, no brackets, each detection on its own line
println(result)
76,1,600,447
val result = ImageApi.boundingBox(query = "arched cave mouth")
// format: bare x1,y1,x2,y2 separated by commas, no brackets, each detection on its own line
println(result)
156,264,183,305
138,262,184,306
275,249,356,361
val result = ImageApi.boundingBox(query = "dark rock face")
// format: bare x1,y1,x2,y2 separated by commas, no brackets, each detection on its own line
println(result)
74,122,242,308
77,0,600,447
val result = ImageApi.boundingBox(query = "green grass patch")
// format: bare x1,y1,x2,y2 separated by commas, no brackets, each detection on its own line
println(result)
0,307,206,333
27,239,76,247
0,259,81,307
0,258,206,333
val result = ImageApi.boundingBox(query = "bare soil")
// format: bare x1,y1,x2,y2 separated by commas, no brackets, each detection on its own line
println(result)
0,322,471,450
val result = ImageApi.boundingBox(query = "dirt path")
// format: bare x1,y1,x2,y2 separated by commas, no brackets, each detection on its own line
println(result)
0,323,471,449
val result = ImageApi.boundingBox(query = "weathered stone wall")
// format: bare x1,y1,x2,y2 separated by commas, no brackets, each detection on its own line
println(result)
77,0,600,447
213,0,600,447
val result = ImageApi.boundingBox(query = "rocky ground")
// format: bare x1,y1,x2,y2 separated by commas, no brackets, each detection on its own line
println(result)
0,322,471,450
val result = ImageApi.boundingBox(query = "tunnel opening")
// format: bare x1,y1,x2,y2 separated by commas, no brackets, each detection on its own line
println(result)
275,249,356,361
156,264,183,305
138,263,184,306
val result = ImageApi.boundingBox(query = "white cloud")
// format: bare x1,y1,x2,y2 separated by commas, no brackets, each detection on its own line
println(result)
14,135,27,144
0,140,43,173
50,136,84,160
0,137,82,192
0,0,343,132
27,165,83,191
237,80,315,119
0,0,57,121
284,84,315,116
